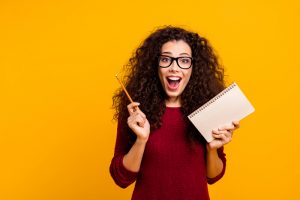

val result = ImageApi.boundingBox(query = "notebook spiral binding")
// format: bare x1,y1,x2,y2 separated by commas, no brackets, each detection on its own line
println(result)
188,82,237,118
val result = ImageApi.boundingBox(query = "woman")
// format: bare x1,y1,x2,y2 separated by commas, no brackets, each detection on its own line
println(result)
110,26,240,200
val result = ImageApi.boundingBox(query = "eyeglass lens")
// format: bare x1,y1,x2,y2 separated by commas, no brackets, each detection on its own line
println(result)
159,55,192,69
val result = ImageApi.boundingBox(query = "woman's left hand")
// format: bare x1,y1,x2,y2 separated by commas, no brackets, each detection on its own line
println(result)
207,121,240,150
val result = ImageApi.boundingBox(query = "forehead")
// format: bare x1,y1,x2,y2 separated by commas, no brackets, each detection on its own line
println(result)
161,40,192,55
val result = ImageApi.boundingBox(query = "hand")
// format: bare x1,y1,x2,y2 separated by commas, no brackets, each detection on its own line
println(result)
207,121,240,150
127,102,150,142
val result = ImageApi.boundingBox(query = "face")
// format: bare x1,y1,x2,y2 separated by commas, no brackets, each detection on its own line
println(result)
158,40,192,106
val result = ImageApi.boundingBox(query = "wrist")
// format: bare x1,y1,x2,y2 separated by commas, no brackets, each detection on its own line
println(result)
206,144,218,154
136,137,148,145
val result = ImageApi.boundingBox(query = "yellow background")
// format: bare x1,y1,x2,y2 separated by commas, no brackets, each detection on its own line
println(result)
1,0,299,199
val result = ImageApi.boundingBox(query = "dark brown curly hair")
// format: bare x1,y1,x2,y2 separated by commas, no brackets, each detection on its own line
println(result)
113,25,225,143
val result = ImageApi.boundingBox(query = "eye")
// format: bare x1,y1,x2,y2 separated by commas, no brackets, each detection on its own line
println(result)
180,58,191,64
160,56,171,63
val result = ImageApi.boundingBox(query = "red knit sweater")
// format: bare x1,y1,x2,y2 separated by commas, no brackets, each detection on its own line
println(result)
110,107,226,200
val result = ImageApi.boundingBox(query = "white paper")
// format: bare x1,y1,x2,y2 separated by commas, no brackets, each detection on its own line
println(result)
188,82,255,142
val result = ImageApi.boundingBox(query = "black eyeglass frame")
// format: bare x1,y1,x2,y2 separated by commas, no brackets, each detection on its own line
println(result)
158,55,193,69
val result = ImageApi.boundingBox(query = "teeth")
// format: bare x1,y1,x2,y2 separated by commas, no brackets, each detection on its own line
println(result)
168,77,181,81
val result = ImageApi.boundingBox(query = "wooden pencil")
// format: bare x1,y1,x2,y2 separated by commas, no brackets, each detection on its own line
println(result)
115,73,134,103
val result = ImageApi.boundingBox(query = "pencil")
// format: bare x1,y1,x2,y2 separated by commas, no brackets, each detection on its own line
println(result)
115,73,142,125
115,73,134,103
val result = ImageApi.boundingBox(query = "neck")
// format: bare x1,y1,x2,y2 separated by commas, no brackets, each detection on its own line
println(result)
166,97,181,107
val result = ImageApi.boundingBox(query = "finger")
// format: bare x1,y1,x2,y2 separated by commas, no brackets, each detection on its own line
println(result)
224,130,233,138
135,114,146,127
213,130,232,139
212,129,221,134
130,110,146,124
213,129,229,135
134,109,146,119
212,133,226,140
127,103,146,118
127,115,144,129
128,120,144,129
127,115,136,126
130,112,146,127
213,133,232,144
225,129,233,139
127,102,140,114
218,124,235,131
232,121,240,128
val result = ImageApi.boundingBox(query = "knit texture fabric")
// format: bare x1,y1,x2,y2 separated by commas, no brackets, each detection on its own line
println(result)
110,107,226,200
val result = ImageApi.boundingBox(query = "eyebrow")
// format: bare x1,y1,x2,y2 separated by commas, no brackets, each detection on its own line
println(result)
161,51,191,56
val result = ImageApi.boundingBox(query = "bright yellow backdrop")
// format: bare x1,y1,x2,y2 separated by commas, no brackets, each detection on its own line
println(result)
1,0,299,199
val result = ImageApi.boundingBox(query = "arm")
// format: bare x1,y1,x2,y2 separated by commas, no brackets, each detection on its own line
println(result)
110,102,150,188
206,147,224,179
109,122,139,188
123,102,150,172
205,121,240,184
123,137,148,172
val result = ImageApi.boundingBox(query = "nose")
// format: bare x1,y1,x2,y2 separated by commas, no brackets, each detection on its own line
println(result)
169,59,180,71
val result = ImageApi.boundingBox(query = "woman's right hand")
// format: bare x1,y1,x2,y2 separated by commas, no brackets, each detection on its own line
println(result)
127,102,150,142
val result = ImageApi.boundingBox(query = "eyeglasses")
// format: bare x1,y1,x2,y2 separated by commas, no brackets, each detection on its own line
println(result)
158,55,193,69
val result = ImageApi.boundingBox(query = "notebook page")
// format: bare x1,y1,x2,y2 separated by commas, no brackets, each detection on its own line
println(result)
188,83,255,142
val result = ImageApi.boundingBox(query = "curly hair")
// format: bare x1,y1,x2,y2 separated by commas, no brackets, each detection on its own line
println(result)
112,25,225,143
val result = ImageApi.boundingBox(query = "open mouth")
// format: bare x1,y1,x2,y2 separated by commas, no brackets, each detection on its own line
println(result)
166,77,182,89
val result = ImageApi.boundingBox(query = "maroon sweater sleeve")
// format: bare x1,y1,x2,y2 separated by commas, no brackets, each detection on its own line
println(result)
109,121,138,188
206,146,227,184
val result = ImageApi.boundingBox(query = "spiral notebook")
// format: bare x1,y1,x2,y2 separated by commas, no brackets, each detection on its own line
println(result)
188,82,255,142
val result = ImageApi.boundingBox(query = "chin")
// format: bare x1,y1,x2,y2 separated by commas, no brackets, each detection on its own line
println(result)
166,91,182,99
